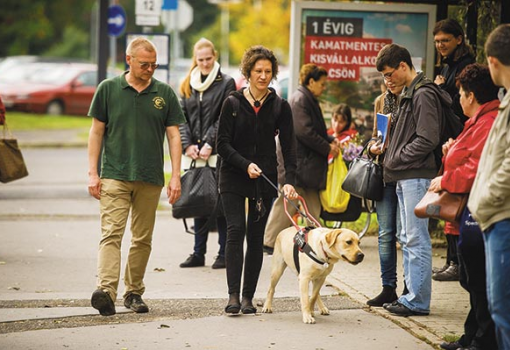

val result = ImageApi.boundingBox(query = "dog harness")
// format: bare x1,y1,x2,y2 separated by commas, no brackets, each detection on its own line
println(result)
293,227,329,273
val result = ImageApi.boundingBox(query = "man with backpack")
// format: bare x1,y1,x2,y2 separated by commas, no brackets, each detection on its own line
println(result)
374,43,450,317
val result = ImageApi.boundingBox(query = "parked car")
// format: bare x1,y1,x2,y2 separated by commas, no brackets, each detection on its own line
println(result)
0,62,117,115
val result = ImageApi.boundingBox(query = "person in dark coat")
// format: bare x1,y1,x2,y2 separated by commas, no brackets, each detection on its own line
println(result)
178,38,236,270
432,18,475,282
217,45,298,315
262,63,339,253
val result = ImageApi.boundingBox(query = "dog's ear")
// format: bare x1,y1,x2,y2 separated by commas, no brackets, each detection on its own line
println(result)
325,229,343,247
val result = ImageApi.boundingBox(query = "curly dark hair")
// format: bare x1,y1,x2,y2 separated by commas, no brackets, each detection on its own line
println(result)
240,45,279,81
456,63,499,105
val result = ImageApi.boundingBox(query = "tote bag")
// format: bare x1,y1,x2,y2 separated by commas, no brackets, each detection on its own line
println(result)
171,160,218,219
0,124,28,183
320,155,350,213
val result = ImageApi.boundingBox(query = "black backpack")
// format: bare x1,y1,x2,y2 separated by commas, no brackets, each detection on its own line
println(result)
413,81,463,168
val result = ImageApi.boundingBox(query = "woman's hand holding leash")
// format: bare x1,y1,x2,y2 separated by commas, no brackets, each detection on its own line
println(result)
247,163,262,178
282,184,299,200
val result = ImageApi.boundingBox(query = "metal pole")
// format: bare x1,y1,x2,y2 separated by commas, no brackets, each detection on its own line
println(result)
97,0,109,84
221,4,229,67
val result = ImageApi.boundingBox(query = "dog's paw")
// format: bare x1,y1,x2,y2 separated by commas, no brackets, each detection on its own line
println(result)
320,307,330,315
302,313,316,324
261,304,272,313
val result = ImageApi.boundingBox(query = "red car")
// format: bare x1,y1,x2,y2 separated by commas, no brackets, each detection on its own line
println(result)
0,62,117,115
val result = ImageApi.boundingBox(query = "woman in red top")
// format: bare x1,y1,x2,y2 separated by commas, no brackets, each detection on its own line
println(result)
430,64,499,350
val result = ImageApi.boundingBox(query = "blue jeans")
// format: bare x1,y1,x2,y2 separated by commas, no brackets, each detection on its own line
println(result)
483,219,510,349
193,216,227,258
396,178,432,314
376,182,401,288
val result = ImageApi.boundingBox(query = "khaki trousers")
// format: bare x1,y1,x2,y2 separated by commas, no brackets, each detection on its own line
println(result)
97,179,162,301
263,186,322,248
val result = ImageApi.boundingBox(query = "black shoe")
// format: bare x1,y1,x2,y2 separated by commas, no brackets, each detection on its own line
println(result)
212,255,226,269
124,293,149,313
383,300,399,309
263,245,274,255
91,289,116,316
367,286,398,307
440,341,463,350
432,263,449,274
433,262,459,281
457,345,482,350
225,293,241,314
179,254,205,268
241,297,257,314
385,301,429,317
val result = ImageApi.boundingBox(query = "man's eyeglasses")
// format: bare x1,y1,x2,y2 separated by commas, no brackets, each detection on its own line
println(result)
434,37,453,46
382,68,397,81
139,62,159,70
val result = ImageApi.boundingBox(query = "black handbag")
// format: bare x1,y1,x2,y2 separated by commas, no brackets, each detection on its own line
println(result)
341,143,384,201
172,160,218,220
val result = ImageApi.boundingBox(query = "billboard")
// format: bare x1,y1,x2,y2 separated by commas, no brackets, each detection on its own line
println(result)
289,1,437,118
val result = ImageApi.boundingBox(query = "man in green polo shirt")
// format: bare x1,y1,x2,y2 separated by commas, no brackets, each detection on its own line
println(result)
87,37,185,316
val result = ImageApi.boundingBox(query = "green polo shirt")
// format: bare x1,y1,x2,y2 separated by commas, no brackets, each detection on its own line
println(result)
88,72,185,186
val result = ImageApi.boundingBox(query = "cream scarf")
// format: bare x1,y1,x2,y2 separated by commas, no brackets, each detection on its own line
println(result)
190,61,220,93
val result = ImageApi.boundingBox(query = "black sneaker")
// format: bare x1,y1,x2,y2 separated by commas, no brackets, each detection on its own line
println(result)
124,293,149,313
433,262,460,281
91,289,116,316
179,254,205,268
212,256,226,269
440,341,464,350
263,245,274,255
385,301,429,317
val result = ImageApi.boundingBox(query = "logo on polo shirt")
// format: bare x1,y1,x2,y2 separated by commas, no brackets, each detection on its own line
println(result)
153,96,166,110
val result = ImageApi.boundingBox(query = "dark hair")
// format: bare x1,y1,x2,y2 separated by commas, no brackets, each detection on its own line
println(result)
332,103,352,133
433,19,473,62
240,45,279,81
299,63,327,86
456,63,499,105
485,24,510,66
375,44,414,72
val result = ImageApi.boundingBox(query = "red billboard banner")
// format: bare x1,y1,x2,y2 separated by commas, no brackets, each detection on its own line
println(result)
304,36,392,81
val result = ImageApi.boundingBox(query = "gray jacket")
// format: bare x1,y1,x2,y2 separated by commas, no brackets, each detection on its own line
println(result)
383,72,445,183
468,90,510,231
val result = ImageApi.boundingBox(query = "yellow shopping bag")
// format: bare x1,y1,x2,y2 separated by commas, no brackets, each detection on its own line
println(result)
320,155,350,213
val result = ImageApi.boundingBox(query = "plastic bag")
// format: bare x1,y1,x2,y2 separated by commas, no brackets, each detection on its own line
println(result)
320,155,350,213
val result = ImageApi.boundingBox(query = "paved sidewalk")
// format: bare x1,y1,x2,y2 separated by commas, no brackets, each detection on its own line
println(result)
0,129,469,349
328,237,468,347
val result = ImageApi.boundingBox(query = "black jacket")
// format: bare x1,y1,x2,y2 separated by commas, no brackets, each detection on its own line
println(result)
179,71,236,153
383,72,449,183
290,85,333,190
217,88,297,199
439,53,475,123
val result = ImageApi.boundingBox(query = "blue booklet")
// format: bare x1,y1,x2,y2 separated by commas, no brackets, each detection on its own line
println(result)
376,113,391,151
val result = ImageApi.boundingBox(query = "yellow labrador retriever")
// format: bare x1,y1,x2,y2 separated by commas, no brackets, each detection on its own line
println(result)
262,227,364,324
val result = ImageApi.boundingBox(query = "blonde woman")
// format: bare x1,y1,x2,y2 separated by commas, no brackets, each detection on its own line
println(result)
178,38,236,269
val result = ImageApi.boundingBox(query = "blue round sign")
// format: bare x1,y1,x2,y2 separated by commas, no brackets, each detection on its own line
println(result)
108,5,127,37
